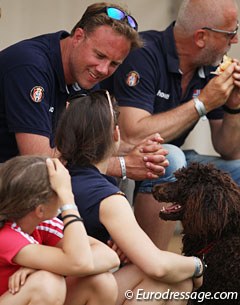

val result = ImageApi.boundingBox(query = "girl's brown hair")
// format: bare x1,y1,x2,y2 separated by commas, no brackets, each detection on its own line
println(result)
55,90,118,166
0,155,54,228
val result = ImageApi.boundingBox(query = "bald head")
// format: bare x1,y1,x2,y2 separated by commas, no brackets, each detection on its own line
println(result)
175,0,238,34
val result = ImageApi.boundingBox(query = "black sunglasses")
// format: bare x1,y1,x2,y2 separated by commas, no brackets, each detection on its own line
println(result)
202,21,239,40
95,6,138,31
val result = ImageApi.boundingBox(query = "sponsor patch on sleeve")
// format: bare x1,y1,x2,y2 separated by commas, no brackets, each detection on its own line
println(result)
30,86,44,103
125,71,140,87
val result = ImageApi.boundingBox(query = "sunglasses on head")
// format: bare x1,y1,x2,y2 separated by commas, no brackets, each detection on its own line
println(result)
67,90,119,122
95,6,138,31
95,89,120,125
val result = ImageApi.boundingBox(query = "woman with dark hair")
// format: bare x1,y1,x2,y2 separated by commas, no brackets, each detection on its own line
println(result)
0,155,119,305
55,90,204,305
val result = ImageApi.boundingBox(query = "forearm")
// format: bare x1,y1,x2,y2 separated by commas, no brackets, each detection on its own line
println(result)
60,208,94,269
132,242,197,283
154,251,197,283
212,114,240,159
119,101,199,144
107,156,122,177
49,159,95,274
16,133,57,157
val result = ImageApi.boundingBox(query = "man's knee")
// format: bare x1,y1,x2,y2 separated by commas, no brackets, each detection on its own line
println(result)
163,144,186,175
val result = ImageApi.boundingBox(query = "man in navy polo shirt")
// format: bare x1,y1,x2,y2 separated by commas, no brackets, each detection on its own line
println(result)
103,0,240,249
0,2,169,181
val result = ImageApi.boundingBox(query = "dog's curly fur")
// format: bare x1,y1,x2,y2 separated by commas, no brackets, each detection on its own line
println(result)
152,163,240,305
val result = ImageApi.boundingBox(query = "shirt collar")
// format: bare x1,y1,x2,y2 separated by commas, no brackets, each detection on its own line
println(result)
162,22,180,74
49,31,69,93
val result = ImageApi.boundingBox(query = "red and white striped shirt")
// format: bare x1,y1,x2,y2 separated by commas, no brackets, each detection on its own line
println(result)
0,218,63,295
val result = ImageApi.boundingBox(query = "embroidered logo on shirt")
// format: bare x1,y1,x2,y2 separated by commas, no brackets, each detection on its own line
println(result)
193,89,201,97
30,86,44,103
126,71,140,87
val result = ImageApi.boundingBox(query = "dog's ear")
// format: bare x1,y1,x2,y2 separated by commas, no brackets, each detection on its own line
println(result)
179,162,240,238
182,187,230,239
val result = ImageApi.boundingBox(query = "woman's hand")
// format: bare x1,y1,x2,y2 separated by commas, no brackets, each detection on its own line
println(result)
46,158,74,205
192,275,203,290
8,267,36,294
107,239,131,265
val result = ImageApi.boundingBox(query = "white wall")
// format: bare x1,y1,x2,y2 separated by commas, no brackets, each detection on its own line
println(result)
0,0,239,155
0,0,184,48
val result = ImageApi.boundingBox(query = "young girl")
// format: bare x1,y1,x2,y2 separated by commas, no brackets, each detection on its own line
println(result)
0,155,119,305
55,90,204,305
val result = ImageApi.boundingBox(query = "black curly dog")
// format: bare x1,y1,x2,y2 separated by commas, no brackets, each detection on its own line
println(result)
152,163,240,305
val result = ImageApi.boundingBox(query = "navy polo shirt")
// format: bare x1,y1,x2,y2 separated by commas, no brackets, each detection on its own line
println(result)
0,31,92,162
104,22,224,147
68,165,125,243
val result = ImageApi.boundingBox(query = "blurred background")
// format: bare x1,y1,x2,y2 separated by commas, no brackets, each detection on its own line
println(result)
0,0,239,156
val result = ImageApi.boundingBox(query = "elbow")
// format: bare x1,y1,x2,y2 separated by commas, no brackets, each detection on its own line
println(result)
67,257,95,276
150,268,168,281
141,263,168,280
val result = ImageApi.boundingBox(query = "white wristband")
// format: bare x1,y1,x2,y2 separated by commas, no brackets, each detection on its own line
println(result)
119,156,127,180
59,204,78,213
193,97,207,121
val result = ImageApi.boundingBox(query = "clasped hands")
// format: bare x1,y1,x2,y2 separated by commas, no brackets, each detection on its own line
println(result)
121,133,169,181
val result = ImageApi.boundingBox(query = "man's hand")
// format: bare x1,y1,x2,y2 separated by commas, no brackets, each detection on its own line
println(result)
124,133,169,180
226,62,240,109
199,63,236,112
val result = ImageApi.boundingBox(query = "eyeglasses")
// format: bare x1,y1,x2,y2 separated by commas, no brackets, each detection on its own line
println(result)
95,7,138,31
202,21,239,40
